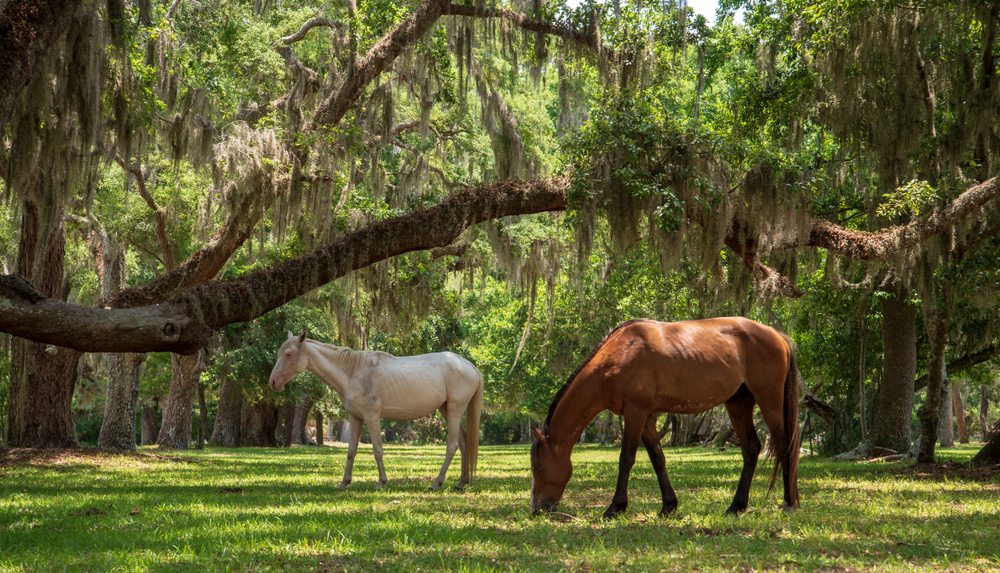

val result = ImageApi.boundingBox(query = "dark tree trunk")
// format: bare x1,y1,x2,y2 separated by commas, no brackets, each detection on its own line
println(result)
917,283,952,464
981,384,991,442
210,374,243,447
241,394,278,447
140,397,159,446
156,350,206,449
277,406,294,447
292,398,316,445
938,374,954,448
98,352,147,450
315,408,324,446
6,195,80,448
869,287,917,453
971,429,1000,464
196,382,208,449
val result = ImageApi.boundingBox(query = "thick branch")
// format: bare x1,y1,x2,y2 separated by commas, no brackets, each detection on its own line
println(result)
281,17,345,45
914,341,1000,393
442,3,602,52
0,0,82,134
804,175,1000,259
308,0,449,130
1,178,569,353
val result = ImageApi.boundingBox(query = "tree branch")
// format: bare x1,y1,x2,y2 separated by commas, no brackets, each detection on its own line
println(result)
914,341,1000,393
115,157,175,270
281,17,346,45
1,178,570,353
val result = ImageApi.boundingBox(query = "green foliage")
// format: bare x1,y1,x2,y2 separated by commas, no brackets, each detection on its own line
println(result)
877,180,939,218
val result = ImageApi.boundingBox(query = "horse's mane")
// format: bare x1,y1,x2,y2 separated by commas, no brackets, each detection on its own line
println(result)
542,319,653,433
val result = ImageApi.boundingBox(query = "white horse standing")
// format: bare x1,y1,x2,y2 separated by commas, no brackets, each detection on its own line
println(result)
268,331,483,490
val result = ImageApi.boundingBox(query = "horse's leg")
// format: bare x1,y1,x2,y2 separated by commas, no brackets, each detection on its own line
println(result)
641,413,678,517
431,403,464,490
604,409,646,519
364,415,388,489
758,394,796,512
723,384,761,515
337,414,363,490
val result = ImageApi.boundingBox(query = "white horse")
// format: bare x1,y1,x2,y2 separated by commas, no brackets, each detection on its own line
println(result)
268,331,483,490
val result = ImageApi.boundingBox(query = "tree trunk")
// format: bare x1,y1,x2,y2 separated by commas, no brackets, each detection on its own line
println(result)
98,352,147,450
938,374,954,448
6,196,80,448
981,384,991,442
952,380,969,444
917,283,952,464
140,397,159,446
277,406,295,447
210,366,242,447
337,419,350,443
292,398,316,445
869,287,917,453
196,382,208,449
157,349,206,449
971,427,1000,464
241,394,278,447
315,408,324,446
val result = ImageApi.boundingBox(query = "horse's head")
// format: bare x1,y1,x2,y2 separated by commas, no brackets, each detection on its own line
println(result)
269,331,309,391
529,428,572,514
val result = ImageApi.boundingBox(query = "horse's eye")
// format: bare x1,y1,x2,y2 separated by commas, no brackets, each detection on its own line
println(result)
285,352,291,357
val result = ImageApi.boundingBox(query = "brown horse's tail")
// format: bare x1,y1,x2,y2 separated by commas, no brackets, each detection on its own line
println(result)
463,372,483,484
768,341,801,509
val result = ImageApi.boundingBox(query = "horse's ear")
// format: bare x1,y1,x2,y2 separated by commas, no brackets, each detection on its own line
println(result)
287,331,295,339
531,427,546,444
298,330,308,344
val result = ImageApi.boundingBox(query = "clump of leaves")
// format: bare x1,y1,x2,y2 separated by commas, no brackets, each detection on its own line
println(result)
877,179,938,218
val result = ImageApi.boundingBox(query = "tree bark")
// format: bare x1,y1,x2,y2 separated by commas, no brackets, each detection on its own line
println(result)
196,382,208,449
0,0,83,135
156,349,206,449
140,397,159,446
917,282,952,464
292,398,316,445
6,193,80,448
952,380,969,444
868,287,917,453
241,394,278,447
914,342,1000,392
0,178,570,354
210,372,243,447
981,384,991,442
938,374,954,448
971,429,1000,464
314,408,324,446
98,352,147,450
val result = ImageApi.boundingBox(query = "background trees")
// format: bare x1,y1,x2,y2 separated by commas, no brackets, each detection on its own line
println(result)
0,0,998,461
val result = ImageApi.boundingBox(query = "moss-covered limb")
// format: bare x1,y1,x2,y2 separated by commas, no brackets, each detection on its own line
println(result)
114,157,175,271
442,3,603,53
0,0,81,134
804,175,1000,259
308,0,449,130
187,177,569,331
0,178,568,353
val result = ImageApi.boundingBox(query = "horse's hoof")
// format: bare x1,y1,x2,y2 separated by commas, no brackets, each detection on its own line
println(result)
428,483,442,491
602,506,627,520
724,504,745,516
658,505,677,518
336,483,349,491
376,482,387,490
781,503,796,515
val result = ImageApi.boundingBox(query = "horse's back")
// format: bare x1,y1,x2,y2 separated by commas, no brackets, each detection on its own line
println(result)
604,317,791,413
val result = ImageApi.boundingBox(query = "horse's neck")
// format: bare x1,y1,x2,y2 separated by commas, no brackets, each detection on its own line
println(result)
547,371,609,452
304,341,364,392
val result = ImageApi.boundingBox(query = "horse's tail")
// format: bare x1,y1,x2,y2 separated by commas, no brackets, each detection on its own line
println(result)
768,338,801,509
463,371,483,483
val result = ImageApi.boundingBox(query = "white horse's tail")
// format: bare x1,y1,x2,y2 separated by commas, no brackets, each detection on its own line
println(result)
463,372,483,483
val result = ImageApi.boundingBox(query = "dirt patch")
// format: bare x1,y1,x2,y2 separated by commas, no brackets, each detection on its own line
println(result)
0,447,203,468
890,461,1000,482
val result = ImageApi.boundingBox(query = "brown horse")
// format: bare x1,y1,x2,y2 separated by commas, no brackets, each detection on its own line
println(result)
530,317,800,518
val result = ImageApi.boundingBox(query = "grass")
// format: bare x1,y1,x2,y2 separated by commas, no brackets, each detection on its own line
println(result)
1,442,997,572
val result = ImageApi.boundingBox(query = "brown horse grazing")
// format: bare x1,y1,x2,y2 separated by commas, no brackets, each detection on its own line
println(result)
530,317,800,518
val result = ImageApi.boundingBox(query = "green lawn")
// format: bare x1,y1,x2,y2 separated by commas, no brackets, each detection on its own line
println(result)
1,442,997,572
